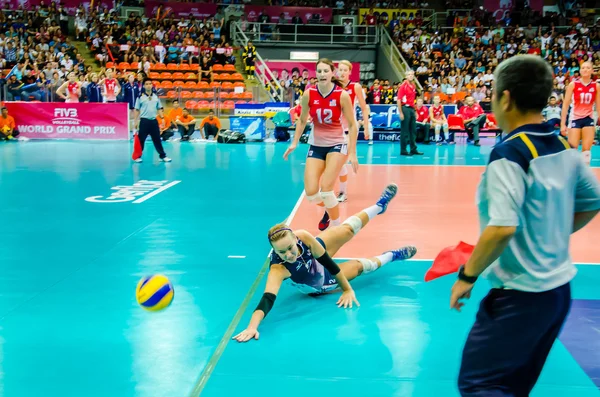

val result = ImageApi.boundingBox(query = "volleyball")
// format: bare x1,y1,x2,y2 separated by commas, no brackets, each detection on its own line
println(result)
135,274,174,311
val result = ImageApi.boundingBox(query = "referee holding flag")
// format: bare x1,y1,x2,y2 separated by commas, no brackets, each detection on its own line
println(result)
450,55,600,396
132,78,171,163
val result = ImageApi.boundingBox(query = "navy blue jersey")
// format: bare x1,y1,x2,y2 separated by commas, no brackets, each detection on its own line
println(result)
269,238,336,292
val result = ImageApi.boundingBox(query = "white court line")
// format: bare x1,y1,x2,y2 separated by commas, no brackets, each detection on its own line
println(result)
335,257,600,265
227,255,246,259
132,181,181,204
188,190,305,397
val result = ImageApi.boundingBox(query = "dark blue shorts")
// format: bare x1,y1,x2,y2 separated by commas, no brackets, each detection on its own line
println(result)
307,143,348,161
570,116,595,129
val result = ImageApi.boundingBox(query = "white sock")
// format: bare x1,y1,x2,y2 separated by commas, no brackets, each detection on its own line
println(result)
364,204,382,220
375,252,394,267
330,218,341,226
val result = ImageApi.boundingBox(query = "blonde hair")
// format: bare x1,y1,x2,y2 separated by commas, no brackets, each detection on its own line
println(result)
267,223,293,244
338,60,353,71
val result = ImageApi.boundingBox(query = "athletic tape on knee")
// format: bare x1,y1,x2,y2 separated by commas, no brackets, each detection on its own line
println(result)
306,192,323,204
434,124,441,132
342,215,363,234
359,258,378,274
339,165,348,177
320,191,338,208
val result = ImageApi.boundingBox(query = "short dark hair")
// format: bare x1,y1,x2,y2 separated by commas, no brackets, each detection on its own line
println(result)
143,77,153,85
494,55,553,113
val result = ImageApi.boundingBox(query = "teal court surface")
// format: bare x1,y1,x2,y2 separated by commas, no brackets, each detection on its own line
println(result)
0,140,599,397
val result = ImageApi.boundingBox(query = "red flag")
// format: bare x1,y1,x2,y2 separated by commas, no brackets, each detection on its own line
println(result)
425,241,475,282
132,133,142,160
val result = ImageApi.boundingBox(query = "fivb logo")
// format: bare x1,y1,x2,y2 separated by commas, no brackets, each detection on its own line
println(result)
85,180,181,204
53,108,80,125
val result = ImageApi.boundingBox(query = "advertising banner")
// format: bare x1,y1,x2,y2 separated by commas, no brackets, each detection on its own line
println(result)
358,8,419,26
484,0,543,21
229,116,266,141
144,0,217,19
0,0,114,15
3,102,130,140
244,5,333,23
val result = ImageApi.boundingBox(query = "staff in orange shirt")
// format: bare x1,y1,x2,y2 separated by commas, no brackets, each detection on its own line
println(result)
176,109,197,141
0,107,18,141
157,109,174,141
199,110,221,140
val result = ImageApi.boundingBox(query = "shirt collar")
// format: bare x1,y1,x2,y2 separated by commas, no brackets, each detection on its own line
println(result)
501,122,555,142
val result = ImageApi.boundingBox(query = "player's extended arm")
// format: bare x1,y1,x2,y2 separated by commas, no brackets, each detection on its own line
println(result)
291,90,310,146
232,264,290,343
355,83,370,138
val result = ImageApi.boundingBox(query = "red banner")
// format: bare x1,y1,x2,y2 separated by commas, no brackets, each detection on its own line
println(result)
0,0,114,15
3,102,130,140
244,5,332,23
144,0,217,19
484,0,543,21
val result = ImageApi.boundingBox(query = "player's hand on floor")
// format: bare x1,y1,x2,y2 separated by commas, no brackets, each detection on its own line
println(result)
233,328,259,342
337,289,360,308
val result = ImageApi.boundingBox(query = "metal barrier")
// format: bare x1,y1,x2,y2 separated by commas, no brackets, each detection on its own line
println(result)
378,25,423,92
231,21,285,103
235,22,379,45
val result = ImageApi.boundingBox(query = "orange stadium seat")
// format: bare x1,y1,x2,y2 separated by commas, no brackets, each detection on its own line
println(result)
118,62,130,70
173,81,184,88
129,62,139,70
204,91,215,99
160,72,172,80
184,81,197,89
106,62,115,69
242,92,253,100
149,72,160,80
448,115,466,130
221,82,233,90
152,63,167,71
185,100,198,110
166,91,178,99
212,64,224,72
209,82,221,90
193,91,205,99
181,91,192,99
172,72,185,80
167,63,179,70
223,64,236,72
197,81,209,90
185,72,197,80
179,64,191,71
215,73,230,81
161,81,173,89
230,73,244,81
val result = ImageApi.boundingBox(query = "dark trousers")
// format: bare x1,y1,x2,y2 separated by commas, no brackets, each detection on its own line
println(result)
465,114,487,141
161,129,175,141
416,121,431,143
178,124,195,140
0,129,19,140
458,283,572,397
204,123,219,138
400,105,417,153
139,118,167,159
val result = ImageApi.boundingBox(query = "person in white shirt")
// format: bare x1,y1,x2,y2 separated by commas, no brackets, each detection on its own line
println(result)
451,54,600,397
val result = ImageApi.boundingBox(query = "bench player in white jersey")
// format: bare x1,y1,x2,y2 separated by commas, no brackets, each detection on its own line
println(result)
561,61,600,165
334,60,371,204
284,59,359,231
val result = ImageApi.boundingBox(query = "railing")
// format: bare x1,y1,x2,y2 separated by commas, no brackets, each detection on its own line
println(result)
378,25,423,92
236,22,379,45
231,21,285,103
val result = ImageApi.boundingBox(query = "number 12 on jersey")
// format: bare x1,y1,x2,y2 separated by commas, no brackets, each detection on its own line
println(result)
316,108,333,124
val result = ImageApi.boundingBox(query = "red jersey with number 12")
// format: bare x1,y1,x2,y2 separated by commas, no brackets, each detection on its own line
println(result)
571,79,596,120
307,86,345,147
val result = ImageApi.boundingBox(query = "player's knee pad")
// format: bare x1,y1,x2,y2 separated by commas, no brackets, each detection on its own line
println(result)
443,123,449,131
358,258,378,274
306,192,323,205
342,215,363,235
434,124,441,132
339,165,348,177
320,190,338,208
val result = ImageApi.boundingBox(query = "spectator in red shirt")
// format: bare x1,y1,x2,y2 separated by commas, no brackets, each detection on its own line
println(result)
458,96,486,146
397,70,423,155
415,98,431,143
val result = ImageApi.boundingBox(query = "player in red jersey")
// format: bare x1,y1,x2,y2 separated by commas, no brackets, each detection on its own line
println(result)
100,69,121,103
561,61,600,165
429,95,449,145
57,72,81,103
284,59,359,231
333,60,370,205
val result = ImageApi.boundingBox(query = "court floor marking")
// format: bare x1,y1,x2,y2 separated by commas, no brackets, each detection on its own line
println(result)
335,258,600,265
132,180,181,204
188,191,306,397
